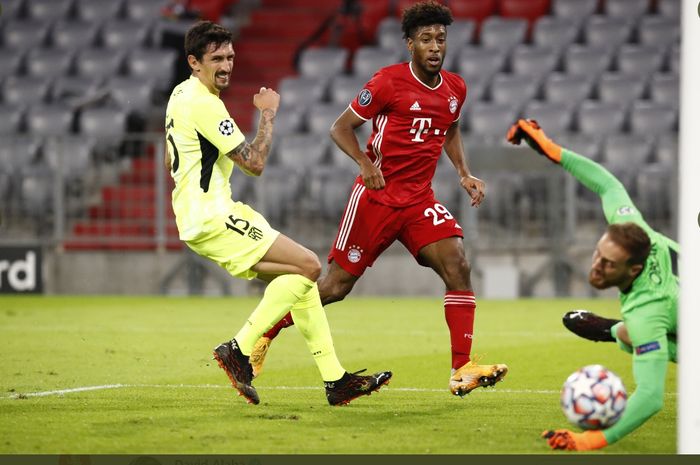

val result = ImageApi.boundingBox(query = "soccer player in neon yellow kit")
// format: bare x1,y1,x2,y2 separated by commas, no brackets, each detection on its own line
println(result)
507,119,678,451
165,21,391,406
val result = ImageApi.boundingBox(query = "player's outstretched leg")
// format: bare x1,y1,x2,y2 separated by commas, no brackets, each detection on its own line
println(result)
213,339,259,404
449,361,508,397
562,310,620,342
325,370,393,406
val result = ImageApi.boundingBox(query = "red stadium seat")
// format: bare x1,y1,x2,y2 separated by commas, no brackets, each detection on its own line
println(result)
65,153,181,251
498,0,550,22
262,0,339,9
450,0,497,22
498,0,550,39
357,0,392,38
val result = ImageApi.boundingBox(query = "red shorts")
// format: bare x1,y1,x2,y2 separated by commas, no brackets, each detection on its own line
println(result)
328,181,464,277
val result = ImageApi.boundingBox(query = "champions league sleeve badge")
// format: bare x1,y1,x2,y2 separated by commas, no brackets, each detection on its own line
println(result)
616,206,636,216
218,119,235,136
358,89,372,107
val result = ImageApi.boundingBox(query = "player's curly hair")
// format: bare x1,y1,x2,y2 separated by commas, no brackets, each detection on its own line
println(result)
401,0,453,40
607,222,652,266
185,21,233,62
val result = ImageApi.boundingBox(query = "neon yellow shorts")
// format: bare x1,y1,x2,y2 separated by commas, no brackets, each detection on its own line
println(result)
185,201,280,280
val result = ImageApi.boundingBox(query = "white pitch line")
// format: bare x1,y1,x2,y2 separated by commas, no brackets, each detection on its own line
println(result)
4,384,127,398
1,383,679,399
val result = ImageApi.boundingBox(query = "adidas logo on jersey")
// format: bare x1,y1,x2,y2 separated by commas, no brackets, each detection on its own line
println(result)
410,101,422,111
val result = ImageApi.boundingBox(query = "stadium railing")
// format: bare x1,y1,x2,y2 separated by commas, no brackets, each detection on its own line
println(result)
0,132,676,295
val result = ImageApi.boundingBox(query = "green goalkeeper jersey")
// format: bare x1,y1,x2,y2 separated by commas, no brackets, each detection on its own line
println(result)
560,148,678,446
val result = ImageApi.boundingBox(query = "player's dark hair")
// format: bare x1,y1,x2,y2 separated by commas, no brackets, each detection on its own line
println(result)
607,222,652,267
401,0,453,40
184,21,233,62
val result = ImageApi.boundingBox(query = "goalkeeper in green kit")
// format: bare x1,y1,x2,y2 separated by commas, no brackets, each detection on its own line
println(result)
507,119,679,451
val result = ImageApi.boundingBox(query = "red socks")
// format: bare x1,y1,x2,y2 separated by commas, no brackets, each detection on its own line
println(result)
263,311,295,339
444,291,476,370
266,291,476,371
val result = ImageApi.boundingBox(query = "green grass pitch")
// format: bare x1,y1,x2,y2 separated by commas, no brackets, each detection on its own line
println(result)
0,296,676,454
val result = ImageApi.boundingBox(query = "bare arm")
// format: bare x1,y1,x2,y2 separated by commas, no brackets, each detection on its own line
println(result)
330,108,385,190
164,140,172,172
226,87,279,176
444,121,485,207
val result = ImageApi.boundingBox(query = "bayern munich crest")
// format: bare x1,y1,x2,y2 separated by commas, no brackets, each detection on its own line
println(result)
347,245,363,263
448,96,458,114
218,119,235,136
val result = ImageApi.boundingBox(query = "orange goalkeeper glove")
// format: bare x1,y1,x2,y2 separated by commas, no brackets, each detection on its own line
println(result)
506,119,562,164
542,429,608,451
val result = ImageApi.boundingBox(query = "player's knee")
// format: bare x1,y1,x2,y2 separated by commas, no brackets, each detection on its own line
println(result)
300,251,322,282
319,279,353,305
650,396,664,414
637,384,664,416
642,390,664,417
442,256,472,290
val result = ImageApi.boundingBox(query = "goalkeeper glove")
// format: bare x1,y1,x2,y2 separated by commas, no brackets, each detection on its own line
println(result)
542,429,608,451
506,119,562,164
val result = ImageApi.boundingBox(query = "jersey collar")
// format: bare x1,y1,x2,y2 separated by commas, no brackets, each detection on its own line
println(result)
189,74,217,96
409,61,443,90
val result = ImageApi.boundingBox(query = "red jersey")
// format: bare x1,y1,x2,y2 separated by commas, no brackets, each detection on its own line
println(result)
349,62,467,207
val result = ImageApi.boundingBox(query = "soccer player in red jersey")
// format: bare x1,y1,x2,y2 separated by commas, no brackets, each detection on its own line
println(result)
252,0,508,396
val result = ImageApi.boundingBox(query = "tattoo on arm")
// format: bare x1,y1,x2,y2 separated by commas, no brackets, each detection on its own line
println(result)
226,109,275,175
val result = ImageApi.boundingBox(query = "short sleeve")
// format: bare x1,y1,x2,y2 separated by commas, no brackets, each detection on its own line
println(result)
349,70,394,121
191,95,245,154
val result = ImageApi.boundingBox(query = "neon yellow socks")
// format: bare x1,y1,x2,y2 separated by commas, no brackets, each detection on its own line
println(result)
234,273,314,354
233,275,345,381
291,283,345,382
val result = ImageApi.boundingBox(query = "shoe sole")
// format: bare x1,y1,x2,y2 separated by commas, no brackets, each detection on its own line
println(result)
330,372,393,407
453,366,508,397
213,350,260,405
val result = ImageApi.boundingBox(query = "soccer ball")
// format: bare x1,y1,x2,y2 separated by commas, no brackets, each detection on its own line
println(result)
560,364,627,430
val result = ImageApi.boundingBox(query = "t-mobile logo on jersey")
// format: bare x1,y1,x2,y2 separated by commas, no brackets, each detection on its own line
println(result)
410,117,433,142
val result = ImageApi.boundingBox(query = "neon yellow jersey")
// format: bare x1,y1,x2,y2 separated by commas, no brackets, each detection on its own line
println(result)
165,75,246,240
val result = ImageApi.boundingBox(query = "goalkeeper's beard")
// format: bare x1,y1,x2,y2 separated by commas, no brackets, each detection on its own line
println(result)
588,268,626,290
588,269,609,289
